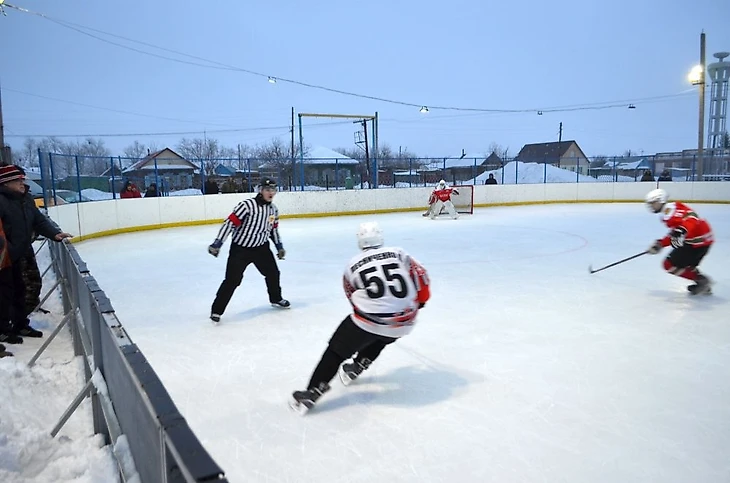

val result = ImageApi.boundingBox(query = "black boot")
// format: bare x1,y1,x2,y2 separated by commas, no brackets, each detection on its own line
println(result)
338,358,372,386
688,274,713,295
17,325,43,338
0,332,23,344
289,382,330,415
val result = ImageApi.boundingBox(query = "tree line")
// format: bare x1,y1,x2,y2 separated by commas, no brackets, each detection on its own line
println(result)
10,135,513,178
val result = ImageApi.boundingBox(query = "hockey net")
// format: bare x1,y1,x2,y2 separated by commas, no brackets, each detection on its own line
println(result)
451,185,474,214
428,185,474,215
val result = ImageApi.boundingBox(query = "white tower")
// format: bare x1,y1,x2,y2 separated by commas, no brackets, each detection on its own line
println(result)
707,52,730,151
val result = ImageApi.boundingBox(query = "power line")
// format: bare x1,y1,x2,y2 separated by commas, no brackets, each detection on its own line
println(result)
2,2,698,114
2,120,354,139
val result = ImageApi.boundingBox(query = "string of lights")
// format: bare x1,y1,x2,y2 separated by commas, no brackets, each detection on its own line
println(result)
2,2,696,115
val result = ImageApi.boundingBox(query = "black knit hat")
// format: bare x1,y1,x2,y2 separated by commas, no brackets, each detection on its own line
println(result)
0,165,25,184
260,177,277,190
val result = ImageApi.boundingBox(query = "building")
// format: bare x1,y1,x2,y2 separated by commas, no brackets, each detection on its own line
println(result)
515,140,590,174
121,148,198,192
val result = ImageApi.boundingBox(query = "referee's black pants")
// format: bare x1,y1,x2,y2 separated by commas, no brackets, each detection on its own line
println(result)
211,243,282,315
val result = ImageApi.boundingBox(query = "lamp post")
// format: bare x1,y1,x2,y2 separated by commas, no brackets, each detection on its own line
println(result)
688,32,706,181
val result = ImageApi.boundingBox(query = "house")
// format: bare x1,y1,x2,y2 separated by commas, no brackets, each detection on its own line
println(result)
419,155,489,184
262,147,360,187
121,148,198,192
515,140,590,174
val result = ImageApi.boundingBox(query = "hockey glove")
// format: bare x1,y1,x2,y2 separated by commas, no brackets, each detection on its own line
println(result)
276,245,286,260
647,240,663,255
670,227,687,248
208,239,223,257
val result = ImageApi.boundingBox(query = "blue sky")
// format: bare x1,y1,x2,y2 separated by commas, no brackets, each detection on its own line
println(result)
1,0,728,159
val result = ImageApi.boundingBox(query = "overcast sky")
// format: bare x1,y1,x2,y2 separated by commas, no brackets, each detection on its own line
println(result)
1,0,729,159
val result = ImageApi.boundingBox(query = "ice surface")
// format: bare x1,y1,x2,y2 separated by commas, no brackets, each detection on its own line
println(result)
68,203,730,483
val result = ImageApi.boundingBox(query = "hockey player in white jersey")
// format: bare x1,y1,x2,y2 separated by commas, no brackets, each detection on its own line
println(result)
424,179,459,219
289,221,431,415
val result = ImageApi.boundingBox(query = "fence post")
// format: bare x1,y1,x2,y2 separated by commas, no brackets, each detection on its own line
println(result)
75,155,82,200
49,153,58,206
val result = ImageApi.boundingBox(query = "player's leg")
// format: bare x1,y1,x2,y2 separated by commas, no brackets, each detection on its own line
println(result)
444,200,459,219
211,245,254,320
251,245,288,307
430,200,443,219
290,316,374,414
664,245,712,294
340,337,397,385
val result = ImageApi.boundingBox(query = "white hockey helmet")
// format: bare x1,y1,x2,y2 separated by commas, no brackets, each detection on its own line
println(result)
645,188,668,213
438,179,446,189
356,222,384,250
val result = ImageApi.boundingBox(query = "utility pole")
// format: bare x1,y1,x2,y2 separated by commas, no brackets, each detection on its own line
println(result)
362,119,370,186
558,122,563,143
290,107,295,162
0,83,8,166
697,32,706,181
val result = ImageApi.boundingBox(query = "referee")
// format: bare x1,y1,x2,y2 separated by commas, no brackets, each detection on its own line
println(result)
208,177,289,323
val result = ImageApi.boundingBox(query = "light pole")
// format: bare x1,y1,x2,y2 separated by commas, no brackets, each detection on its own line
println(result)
688,32,706,180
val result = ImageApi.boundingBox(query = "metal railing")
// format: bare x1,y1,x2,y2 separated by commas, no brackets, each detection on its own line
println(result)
30,239,228,483
26,151,730,206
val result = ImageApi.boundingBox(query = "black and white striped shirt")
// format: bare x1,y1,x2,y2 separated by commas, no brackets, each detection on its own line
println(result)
215,195,282,249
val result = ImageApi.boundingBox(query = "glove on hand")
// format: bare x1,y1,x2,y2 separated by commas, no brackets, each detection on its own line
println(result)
647,240,663,255
208,239,223,257
670,227,687,248
276,247,286,260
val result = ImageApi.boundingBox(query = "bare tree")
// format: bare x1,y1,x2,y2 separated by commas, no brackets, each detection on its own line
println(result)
256,137,307,178
123,141,149,162
487,142,510,160
176,137,230,175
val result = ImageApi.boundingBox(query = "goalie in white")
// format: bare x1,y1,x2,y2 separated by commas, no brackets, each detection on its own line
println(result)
424,179,459,219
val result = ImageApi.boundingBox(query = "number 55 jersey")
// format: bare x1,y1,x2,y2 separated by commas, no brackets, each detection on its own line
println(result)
343,246,431,338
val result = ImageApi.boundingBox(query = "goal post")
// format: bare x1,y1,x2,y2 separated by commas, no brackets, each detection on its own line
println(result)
451,185,474,214
296,112,379,190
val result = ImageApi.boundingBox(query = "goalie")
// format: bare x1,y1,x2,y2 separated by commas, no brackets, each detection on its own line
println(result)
423,180,459,219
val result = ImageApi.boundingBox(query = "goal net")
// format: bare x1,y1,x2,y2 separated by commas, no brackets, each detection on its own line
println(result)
451,185,474,214
429,185,474,215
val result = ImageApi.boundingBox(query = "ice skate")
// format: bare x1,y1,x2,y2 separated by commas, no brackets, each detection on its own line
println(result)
271,299,291,309
210,313,221,324
338,358,371,386
688,275,713,295
289,382,330,415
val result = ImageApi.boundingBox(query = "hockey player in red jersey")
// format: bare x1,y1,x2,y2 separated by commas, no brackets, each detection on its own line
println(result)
289,221,431,415
645,189,714,295
423,179,459,219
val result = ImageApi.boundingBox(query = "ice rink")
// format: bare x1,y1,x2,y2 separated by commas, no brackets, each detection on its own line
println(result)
74,203,730,483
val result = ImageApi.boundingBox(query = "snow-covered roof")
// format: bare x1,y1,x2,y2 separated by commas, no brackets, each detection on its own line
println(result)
421,157,485,171
303,147,359,165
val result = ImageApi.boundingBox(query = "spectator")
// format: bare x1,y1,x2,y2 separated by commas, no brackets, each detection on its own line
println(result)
0,217,20,347
658,169,672,182
641,170,654,182
0,165,73,340
485,173,498,185
144,183,159,198
221,178,238,194
120,181,141,199
204,179,219,195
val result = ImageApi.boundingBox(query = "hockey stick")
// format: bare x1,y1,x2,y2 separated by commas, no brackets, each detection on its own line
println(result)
588,251,648,274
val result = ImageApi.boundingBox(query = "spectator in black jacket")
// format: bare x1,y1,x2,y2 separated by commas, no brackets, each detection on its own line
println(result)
0,165,73,339
144,183,159,198
640,170,654,182
485,173,498,185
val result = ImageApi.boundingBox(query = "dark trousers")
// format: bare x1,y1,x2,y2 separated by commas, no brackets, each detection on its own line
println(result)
0,268,13,334
19,253,42,316
211,243,282,315
3,262,30,332
307,315,397,389
667,245,710,269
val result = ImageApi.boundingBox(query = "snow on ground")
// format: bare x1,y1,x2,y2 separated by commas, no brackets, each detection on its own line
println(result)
0,242,119,483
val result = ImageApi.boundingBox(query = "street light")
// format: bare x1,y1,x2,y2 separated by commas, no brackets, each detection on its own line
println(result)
688,65,703,85
689,32,707,181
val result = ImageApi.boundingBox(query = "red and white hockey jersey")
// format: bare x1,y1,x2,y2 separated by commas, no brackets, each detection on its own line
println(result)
342,246,431,338
658,201,713,248
429,187,458,204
